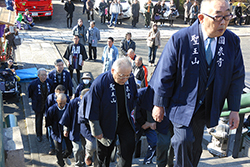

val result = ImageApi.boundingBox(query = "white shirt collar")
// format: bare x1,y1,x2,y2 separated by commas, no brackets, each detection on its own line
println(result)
57,105,66,111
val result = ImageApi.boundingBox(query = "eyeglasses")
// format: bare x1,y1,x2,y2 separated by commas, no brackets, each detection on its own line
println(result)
203,13,233,22
115,70,133,80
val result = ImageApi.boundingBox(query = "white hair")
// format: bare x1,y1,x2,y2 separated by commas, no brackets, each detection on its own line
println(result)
200,0,229,14
37,68,47,75
112,57,132,71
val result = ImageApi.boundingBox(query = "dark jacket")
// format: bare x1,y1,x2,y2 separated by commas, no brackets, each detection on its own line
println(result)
46,103,68,143
99,1,107,16
28,78,53,113
132,2,140,17
234,6,242,18
48,69,73,96
63,43,88,70
64,1,75,18
85,71,138,140
59,97,81,142
149,20,245,128
74,82,92,97
120,38,136,56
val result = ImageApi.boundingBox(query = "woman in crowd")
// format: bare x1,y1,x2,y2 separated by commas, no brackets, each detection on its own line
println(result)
99,0,107,24
151,1,162,24
189,0,199,25
147,23,161,67
168,0,177,26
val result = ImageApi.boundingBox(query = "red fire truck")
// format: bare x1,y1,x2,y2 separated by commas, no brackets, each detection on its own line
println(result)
14,0,53,20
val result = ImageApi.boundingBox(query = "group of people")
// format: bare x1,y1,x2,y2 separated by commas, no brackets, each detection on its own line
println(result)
183,0,199,25
14,9,35,30
68,17,161,77
27,0,245,167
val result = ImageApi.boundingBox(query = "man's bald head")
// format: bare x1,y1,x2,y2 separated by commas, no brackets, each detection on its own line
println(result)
127,49,135,59
135,56,143,67
56,93,67,109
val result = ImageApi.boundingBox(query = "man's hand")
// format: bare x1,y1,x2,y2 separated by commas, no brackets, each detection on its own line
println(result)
152,106,164,122
81,61,84,66
149,122,156,130
64,131,69,137
141,122,150,130
94,134,103,140
229,111,240,130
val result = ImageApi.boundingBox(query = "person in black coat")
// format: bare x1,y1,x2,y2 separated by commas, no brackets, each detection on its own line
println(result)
64,0,75,28
28,68,53,142
63,35,88,84
99,0,108,24
234,2,243,25
132,0,140,27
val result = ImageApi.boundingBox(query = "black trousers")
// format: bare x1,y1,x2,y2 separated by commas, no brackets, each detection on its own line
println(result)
87,10,94,21
101,15,106,23
132,16,138,27
171,107,206,167
88,43,97,60
69,69,80,84
97,122,135,167
54,136,73,167
67,17,72,27
35,111,44,137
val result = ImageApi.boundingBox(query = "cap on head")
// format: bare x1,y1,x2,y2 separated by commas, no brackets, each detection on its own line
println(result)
81,73,92,80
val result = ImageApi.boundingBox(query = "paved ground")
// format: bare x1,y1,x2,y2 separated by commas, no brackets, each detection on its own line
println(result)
6,0,250,166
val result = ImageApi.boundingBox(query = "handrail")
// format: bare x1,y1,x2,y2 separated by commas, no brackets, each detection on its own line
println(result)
0,91,5,167
221,93,250,117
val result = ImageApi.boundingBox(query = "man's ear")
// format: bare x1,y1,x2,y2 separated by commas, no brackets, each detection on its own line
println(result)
198,14,204,23
111,68,114,74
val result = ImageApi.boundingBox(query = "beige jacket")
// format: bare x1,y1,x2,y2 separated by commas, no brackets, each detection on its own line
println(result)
147,29,161,47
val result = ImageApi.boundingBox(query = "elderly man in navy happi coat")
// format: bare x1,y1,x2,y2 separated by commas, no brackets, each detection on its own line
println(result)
149,0,245,166
85,57,137,167
28,68,53,142
45,85,70,155
60,89,95,166
46,93,73,167
48,59,73,98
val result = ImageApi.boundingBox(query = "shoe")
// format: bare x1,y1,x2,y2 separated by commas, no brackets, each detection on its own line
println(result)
57,161,65,167
64,157,71,166
143,160,152,164
88,20,90,23
62,151,71,158
148,26,150,28
37,136,42,142
145,25,147,28
114,24,116,27
75,161,84,166
48,149,55,155
85,157,92,166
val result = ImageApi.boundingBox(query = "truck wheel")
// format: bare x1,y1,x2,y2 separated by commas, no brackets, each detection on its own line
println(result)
47,16,52,20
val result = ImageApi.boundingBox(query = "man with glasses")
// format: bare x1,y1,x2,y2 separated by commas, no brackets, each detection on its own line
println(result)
84,57,137,166
28,68,53,142
149,0,245,166
48,59,73,99
64,35,88,84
